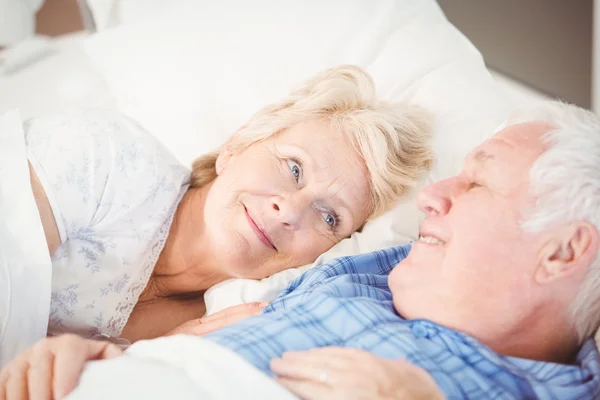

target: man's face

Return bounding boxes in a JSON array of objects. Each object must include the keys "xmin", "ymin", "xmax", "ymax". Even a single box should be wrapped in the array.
[{"xmin": 389, "ymin": 122, "xmax": 551, "ymax": 341}]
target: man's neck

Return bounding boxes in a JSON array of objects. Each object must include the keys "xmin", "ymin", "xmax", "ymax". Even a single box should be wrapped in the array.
[
  {"xmin": 487, "ymin": 306, "xmax": 580, "ymax": 364},
  {"xmin": 141, "ymin": 185, "xmax": 229, "ymax": 301}
]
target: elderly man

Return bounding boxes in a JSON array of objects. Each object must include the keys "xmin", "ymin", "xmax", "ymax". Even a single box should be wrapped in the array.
[{"xmin": 2, "ymin": 100, "xmax": 599, "ymax": 399}]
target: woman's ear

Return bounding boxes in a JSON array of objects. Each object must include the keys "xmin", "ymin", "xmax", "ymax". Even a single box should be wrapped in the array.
[
  {"xmin": 215, "ymin": 125, "xmax": 246, "ymax": 175},
  {"xmin": 215, "ymin": 144, "xmax": 233, "ymax": 175},
  {"xmin": 535, "ymin": 221, "xmax": 599, "ymax": 284}
]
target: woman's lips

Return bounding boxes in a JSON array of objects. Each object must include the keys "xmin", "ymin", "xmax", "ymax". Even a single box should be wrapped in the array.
[{"xmin": 244, "ymin": 206, "xmax": 276, "ymax": 250}]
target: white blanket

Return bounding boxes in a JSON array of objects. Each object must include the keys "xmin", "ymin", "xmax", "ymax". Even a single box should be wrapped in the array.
[
  {"xmin": 68, "ymin": 336, "xmax": 297, "ymax": 400},
  {"xmin": 0, "ymin": 109, "xmax": 53, "ymax": 366}
]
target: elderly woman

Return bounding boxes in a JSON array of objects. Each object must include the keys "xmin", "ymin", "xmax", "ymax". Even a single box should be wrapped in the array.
[{"xmin": 26, "ymin": 65, "xmax": 431, "ymax": 343}]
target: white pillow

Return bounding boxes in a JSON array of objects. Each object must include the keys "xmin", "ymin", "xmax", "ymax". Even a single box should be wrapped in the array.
[
  {"xmin": 82, "ymin": 0, "xmax": 511, "ymax": 315},
  {"xmin": 86, "ymin": 0, "xmax": 170, "ymax": 31}
]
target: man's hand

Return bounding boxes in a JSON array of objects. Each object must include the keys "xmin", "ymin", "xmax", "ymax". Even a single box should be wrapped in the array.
[
  {"xmin": 271, "ymin": 347, "xmax": 446, "ymax": 400},
  {"xmin": 164, "ymin": 302, "xmax": 268, "ymax": 337},
  {"xmin": 0, "ymin": 334, "xmax": 123, "ymax": 400}
]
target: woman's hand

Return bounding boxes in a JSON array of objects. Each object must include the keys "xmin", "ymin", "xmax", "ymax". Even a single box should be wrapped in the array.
[
  {"xmin": 270, "ymin": 347, "xmax": 446, "ymax": 400},
  {"xmin": 0, "ymin": 334, "xmax": 123, "ymax": 400},
  {"xmin": 164, "ymin": 302, "xmax": 268, "ymax": 337}
]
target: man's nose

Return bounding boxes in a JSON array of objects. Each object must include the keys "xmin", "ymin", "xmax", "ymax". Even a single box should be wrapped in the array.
[{"xmin": 416, "ymin": 177, "xmax": 458, "ymax": 216}]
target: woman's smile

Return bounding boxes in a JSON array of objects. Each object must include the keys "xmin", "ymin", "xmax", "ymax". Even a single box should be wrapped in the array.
[{"xmin": 244, "ymin": 205, "xmax": 277, "ymax": 251}]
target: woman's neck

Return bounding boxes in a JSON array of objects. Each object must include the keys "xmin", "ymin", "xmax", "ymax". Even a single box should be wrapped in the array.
[{"xmin": 142, "ymin": 185, "xmax": 230, "ymax": 301}]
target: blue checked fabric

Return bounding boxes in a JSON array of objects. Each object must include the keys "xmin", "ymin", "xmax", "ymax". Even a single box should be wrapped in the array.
[{"xmin": 205, "ymin": 244, "xmax": 600, "ymax": 399}]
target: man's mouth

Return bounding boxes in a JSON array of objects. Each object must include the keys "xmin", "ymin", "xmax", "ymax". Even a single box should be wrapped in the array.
[
  {"xmin": 417, "ymin": 235, "xmax": 445, "ymax": 245},
  {"xmin": 244, "ymin": 206, "xmax": 277, "ymax": 251}
]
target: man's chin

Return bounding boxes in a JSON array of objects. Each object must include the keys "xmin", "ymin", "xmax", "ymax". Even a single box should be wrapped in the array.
[
  {"xmin": 391, "ymin": 296, "xmax": 413, "ymax": 319},
  {"xmin": 388, "ymin": 258, "xmax": 414, "ymax": 287}
]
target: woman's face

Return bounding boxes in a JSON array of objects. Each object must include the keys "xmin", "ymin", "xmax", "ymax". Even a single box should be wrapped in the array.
[{"xmin": 203, "ymin": 120, "xmax": 371, "ymax": 279}]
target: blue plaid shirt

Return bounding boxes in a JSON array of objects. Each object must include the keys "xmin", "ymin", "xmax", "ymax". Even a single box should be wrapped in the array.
[{"xmin": 205, "ymin": 245, "xmax": 600, "ymax": 399}]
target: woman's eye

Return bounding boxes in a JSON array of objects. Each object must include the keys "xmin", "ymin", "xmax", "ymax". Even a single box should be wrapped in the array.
[
  {"xmin": 287, "ymin": 160, "xmax": 302, "ymax": 182},
  {"xmin": 322, "ymin": 212, "xmax": 336, "ymax": 228}
]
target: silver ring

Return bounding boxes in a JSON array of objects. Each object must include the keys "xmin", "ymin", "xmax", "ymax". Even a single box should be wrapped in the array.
[{"xmin": 319, "ymin": 371, "xmax": 328, "ymax": 383}]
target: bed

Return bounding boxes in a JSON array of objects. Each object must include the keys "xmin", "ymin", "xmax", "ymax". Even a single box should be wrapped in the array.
[
  {"xmin": 0, "ymin": 0, "xmax": 562, "ymax": 398},
  {"xmin": 1, "ymin": 0, "xmax": 512, "ymax": 317}
]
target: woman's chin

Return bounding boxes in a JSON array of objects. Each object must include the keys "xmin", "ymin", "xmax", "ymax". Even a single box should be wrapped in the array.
[{"xmin": 213, "ymin": 248, "xmax": 263, "ymax": 279}]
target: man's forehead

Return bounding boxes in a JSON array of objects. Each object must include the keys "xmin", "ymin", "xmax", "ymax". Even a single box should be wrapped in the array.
[
  {"xmin": 493, "ymin": 121, "xmax": 552, "ymax": 146},
  {"xmin": 474, "ymin": 121, "xmax": 552, "ymax": 160}
]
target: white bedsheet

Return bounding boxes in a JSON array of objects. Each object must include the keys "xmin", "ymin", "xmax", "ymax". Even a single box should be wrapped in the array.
[
  {"xmin": 68, "ymin": 336, "xmax": 297, "ymax": 400},
  {"xmin": 0, "ymin": 109, "xmax": 52, "ymax": 367},
  {"xmin": 0, "ymin": 36, "xmax": 116, "ymax": 363},
  {"xmin": 0, "ymin": 32, "xmax": 114, "ymax": 120}
]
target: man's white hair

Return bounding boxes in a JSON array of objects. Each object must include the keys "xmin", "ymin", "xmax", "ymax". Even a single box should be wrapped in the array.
[{"xmin": 510, "ymin": 101, "xmax": 600, "ymax": 342}]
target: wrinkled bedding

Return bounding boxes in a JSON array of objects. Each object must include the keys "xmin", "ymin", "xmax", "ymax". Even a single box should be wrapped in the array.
[{"xmin": 68, "ymin": 336, "xmax": 297, "ymax": 400}]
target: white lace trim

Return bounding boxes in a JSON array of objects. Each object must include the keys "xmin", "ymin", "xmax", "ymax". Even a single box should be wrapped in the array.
[{"xmin": 105, "ymin": 185, "xmax": 189, "ymax": 337}]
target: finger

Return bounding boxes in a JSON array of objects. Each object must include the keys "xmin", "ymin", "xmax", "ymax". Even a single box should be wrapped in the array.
[
  {"xmin": 200, "ymin": 302, "xmax": 268, "ymax": 323},
  {"xmin": 390, "ymin": 359, "xmax": 445, "ymax": 396},
  {"xmin": 163, "ymin": 319, "xmax": 201, "ymax": 336},
  {"xmin": 165, "ymin": 303, "xmax": 269, "ymax": 337},
  {"xmin": 277, "ymin": 377, "xmax": 333, "ymax": 400},
  {"xmin": 200, "ymin": 302, "xmax": 266, "ymax": 323},
  {"xmin": 52, "ymin": 338, "xmax": 122, "ymax": 399},
  {"xmin": 393, "ymin": 357, "xmax": 430, "ymax": 372},
  {"xmin": 271, "ymin": 352, "xmax": 348, "ymax": 383},
  {"xmin": 5, "ymin": 360, "xmax": 29, "ymax": 400},
  {"xmin": 99, "ymin": 343, "xmax": 124, "ymax": 360},
  {"xmin": 285, "ymin": 347, "xmax": 379, "ymax": 376},
  {"xmin": 27, "ymin": 349, "xmax": 54, "ymax": 400},
  {"xmin": 281, "ymin": 349, "xmax": 354, "ymax": 370},
  {"xmin": 0, "ymin": 366, "xmax": 10, "ymax": 400},
  {"xmin": 300, "ymin": 347, "xmax": 376, "ymax": 363},
  {"xmin": 188, "ymin": 310, "xmax": 260, "ymax": 336},
  {"xmin": 0, "ymin": 381, "xmax": 5, "ymax": 400},
  {"xmin": 0, "ymin": 360, "xmax": 14, "ymax": 400}
]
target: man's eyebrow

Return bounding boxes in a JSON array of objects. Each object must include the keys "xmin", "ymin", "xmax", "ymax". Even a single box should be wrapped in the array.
[{"xmin": 474, "ymin": 150, "xmax": 495, "ymax": 163}]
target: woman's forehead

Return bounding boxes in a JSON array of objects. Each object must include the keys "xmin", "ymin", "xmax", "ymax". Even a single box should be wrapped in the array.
[
  {"xmin": 278, "ymin": 120, "xmax": 342, "ymax": 145},
  {"xmin": 274, "ymin": 121, "xmax": 361, "ymax": 170}
]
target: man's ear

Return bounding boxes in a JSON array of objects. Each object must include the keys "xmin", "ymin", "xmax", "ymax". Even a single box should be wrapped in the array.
[{"xmin": 535, "ymin": 221, "xmax": 599, "ymax": 284}]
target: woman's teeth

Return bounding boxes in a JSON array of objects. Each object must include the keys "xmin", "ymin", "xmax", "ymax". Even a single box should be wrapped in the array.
[{"xmin": 418, "ymin": 235, "xmax": 444, "ymax": 245}]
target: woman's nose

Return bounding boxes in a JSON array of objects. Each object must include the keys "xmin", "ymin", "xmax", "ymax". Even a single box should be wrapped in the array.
[
  {"xmin": 416, "ymin": 178, "xmax": 455, "ymax": 216},
  {"xmin": 270, "ymin": 196, "xmax": 304, "ymax": 229}
]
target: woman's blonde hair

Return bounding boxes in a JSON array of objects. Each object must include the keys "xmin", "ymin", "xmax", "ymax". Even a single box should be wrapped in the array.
[{"xmin": 191, "ymin": 65, "xmax": 432, "ymax": 218}]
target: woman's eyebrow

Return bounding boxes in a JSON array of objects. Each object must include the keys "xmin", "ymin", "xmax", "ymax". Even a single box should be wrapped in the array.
[
  {"xmin": 288, "ymin": 143, "xmax": 336, "ymax": 173},
  {"xmin": 288, "ymin": 144, "xmax": 358, "ymax": 227}
]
